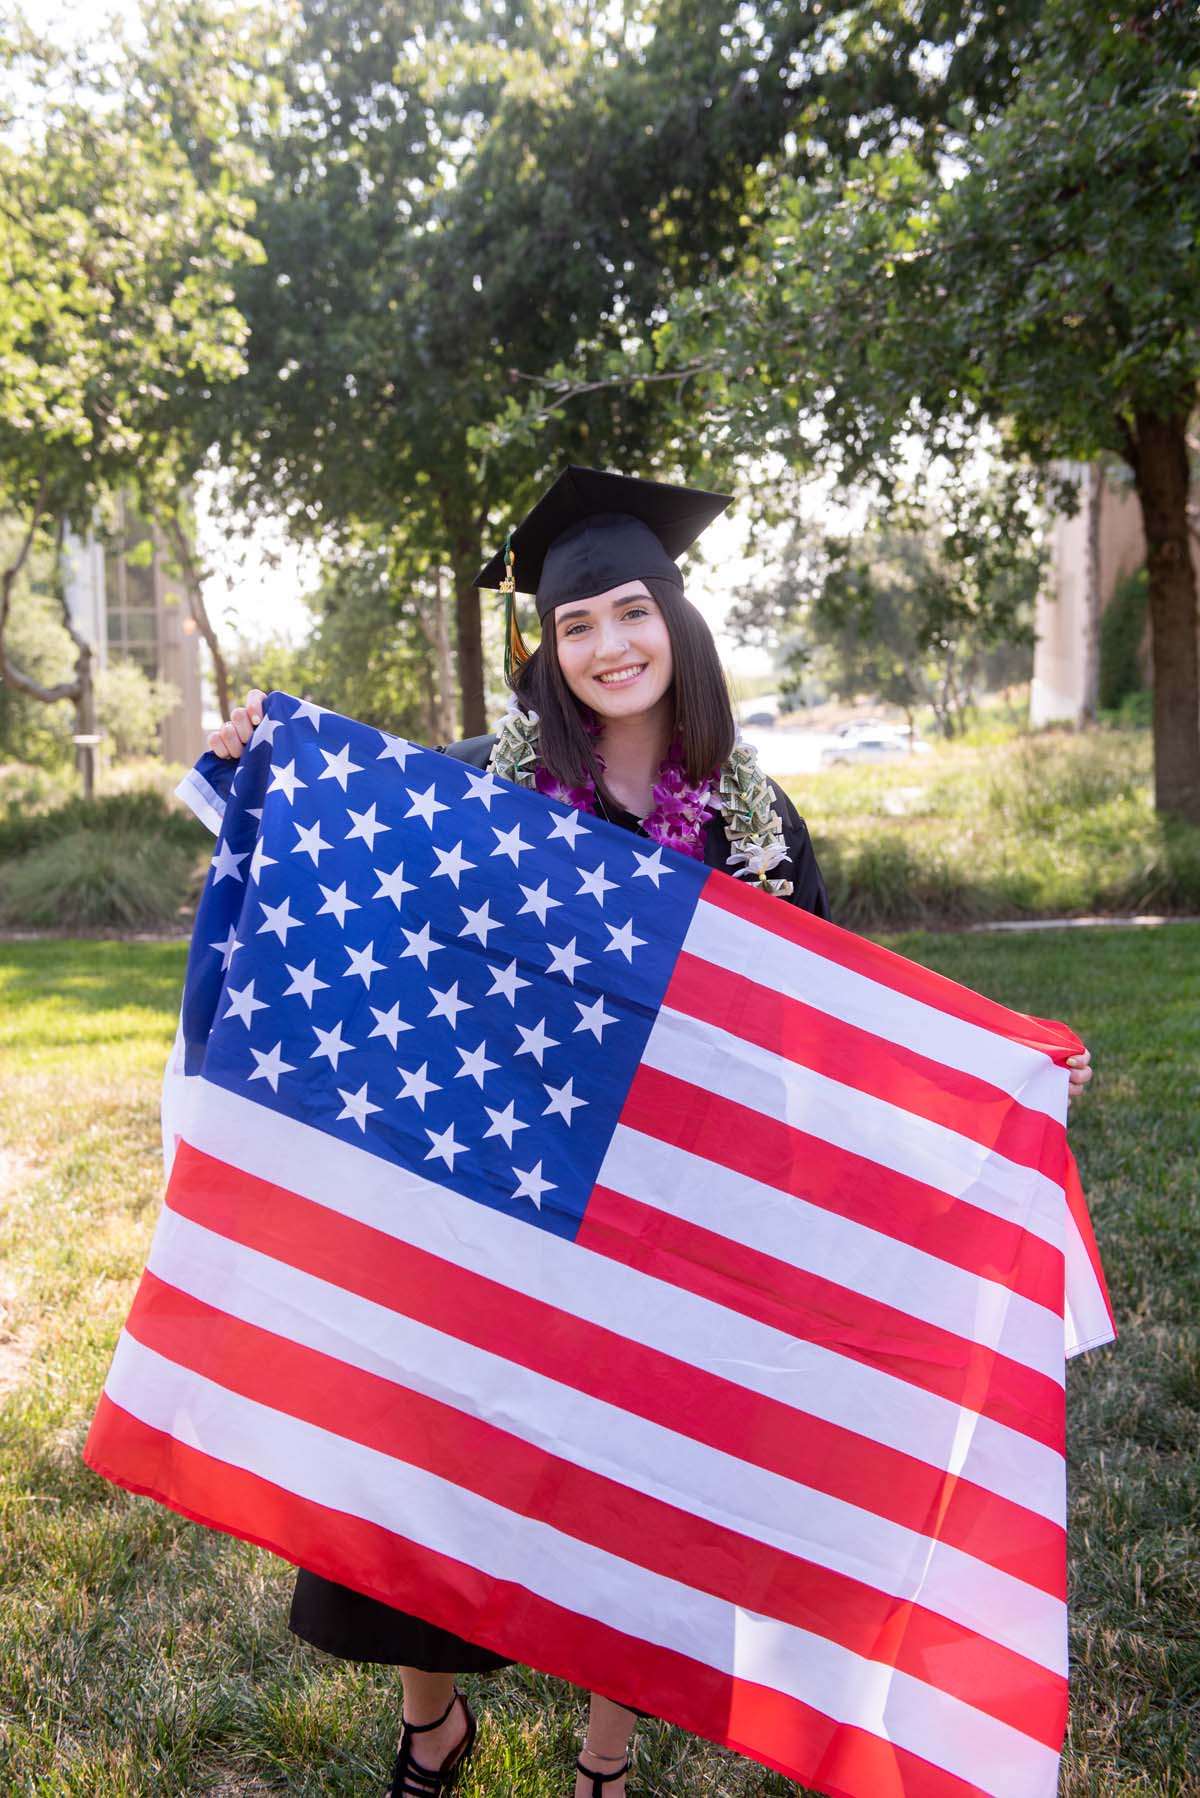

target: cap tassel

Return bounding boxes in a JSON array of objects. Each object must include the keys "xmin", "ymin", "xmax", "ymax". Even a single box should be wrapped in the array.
[{"xmin": 501, "ymin": 535, "xmax": 531, "ymax": 682}]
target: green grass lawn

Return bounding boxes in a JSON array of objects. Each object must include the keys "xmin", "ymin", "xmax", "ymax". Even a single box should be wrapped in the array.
[{"xmin": 1, "ymin": 932, "xmax": 1197, "ymax": 1797}]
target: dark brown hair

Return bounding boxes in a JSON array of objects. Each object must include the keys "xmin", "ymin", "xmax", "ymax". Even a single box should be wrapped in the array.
[{"xmin": 510, "ymin": 575, "xmax": 735, "ymax": 788}]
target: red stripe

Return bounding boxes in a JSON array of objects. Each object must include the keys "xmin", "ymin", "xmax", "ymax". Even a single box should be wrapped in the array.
[
  {"xmin": 622, "ymin": 1064, "xmax": 1066, "ymax": 1317},
  {"xmin": 700, "ymin": 878, "xmax": 1084, "ymax": 1062},
  {"xmin": 163, "ymin": 1142, "xmax": 1066, "ymax": 1596},
  {"xmin": 578, "ymin": 1184, "xmax": 1065, "ymax": 1451},
  {"xmin": 84, "ymin": 1393, "xmax": 1011, "ymax": 1798},
  {"xmin": 664, "ymin": 949, "xmax": 1065, "ymax": 1179},
  {"xmin": 118, "ymin": 1268, "xmax": 1067, "ymax": 1746}
]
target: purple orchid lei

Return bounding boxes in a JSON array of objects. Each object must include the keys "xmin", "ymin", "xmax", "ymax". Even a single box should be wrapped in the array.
[{"xmin": 534, "ymin": 731, "xmax": 720, "ymax": 861}]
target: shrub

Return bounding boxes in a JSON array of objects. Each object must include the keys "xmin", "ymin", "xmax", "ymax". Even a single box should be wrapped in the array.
[
  {"xmin": 0, "ymin": 790, "xmax": 207, "ymax": 864},
  {"xmin": 1098, "ymin": 565, "xmax": 1149, "ymax": 713},
  {"xmin": 0, "ymin": 828, "xmax": 202, "ymax": 929}
]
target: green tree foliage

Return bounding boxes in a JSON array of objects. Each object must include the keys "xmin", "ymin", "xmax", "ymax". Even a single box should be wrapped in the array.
[
  {"xmin": 731, "ymin": 489, "xmax": 1040, "ymax": 736},
  {"xmin": 0, "ymin": 2, "xmax": 268, "ymax": 783},
  {"xmin": 658, "ymin": 0, "xmax": 1200, "ymax": 817},
  {"xmin": 94, "ymin": 659, "xmax": 182, "ymax": 758},
  {"xmin": 217, "ymin": 0, "xmax": 894, "ymax": 734}
]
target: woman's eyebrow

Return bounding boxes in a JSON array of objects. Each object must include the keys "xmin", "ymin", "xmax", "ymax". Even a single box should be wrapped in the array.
[{"xmin": 556, "ymin": 594, "xmax": 652, "ymax": 626}]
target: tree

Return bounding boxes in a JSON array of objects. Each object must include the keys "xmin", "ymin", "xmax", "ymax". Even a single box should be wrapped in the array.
[
  {"xmin": 730, "ymin": 482, "xmax": 1042, "ymax": 737},
  {"xmin": 218, "ymin": 0, "xmax": 924, "ymax": 734},
  {"xmin": 657, "ymin": 0, "xmax": 1200, "ymax": 817},
  {"xmin": 0, "ymin": 3, "xmax": 267, "ymax": 789}
]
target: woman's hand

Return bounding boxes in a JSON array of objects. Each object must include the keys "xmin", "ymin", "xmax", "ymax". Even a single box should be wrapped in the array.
[
  {"xmin": 1066, "ymin": 1047, "xmax": 1093, "ymax": 1104},
  {"xmin": 208, "ymin": 688, "xmax": 267, "ymax": 760}
]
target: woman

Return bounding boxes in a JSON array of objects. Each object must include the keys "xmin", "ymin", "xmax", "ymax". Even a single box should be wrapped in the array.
[{"xmin": 208, "ymin": 468, "xmax": 1091, "ymax": 1798}]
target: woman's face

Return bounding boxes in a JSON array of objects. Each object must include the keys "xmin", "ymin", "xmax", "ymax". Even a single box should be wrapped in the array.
[{"xmin": 552, "ymin": 580, "xmax": 674, "ymax": 723}]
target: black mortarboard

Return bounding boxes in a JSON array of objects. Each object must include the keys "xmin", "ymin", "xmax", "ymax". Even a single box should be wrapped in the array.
[{"xmin": 475, "ymin": 466, "xmax": 732, "ymax": 620}]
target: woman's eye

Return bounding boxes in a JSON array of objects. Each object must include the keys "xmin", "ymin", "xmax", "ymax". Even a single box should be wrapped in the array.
[{"xmin": 622, "ymin": 607, "xmax": 648, "ymax": 620}]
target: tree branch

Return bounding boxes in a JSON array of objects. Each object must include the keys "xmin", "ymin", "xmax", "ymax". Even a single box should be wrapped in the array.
[{"xmin": 161, "ymin": 509, "xmax": 232, "ymax": 719}]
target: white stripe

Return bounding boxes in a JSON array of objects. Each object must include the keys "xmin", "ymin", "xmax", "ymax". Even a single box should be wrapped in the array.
[
  {"xmin": 175, "ymin": 766, "xmax": 225, "ymax": 835},
  {"xmin": 144, "ymin": 1202, "xmax": 1067, "ymax": 1674},
  {"xmin": 687, "ymin": 898, "xmax": 1069, "ymax": 1123},
  {"xmin": 105, "ymin": 1333, "xmax": 1061, "ymax": 1798},
  {"xmin": 646, "ymin": 1005, "xmax": 1069, "ymax": 1251},
  {"xmin": 598, "ymin": 1125, "xmax": 1066, "ymax": 1386},
  {"xmin": 179, "ymin": 1082, "xmax": 1067, "ymax": 1522},
  {"xmin": 1063, "ymin": 1209, "xmax": 1116, "ymax": 1359}
]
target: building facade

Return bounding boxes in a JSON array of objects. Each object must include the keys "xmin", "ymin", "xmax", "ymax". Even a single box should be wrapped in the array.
[{"xmin": 63, "ymin": 503, "xmax": 204, "ymax": 764}]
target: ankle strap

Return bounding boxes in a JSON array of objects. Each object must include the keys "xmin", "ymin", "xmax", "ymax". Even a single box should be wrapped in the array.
[
  {"xmin": 576, "ymin": 1753, "xmax": 629, "ymax": 1791},
  {"xmin": 403, "ymin": 1686, "xmax": 461, "ymax": 1733}
]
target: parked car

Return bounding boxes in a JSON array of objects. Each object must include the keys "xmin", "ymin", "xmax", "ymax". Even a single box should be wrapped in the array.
[{"xmin": 820, "ymin": 725, "xmax": 931, "ymax": 766}]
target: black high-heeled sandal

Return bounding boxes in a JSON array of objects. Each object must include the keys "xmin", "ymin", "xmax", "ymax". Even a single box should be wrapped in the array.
[
  {"xmin": 387, "ymin": 1686, "xmax": 476, "ymax": 1797},
  {"xmin": 575, "ymin": 1752, "xmax": 630, "ymax": 1797}
]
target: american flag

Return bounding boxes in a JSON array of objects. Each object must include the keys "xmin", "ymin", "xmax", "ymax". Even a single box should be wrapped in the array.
[{"xmin": 85, "ymin": 691, "xmax": 1114, "ymax": 1798}]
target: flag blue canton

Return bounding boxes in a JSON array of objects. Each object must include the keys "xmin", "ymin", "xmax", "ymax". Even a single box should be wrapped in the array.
[{"xmin": 182, "ymin": 696, "xmax": 709, "ymax": 1241}]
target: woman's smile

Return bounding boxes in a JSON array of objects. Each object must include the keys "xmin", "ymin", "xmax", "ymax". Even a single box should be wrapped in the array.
[{"xmin": 595, "ymin": 662, "xmax": 647, "ymax": 686}]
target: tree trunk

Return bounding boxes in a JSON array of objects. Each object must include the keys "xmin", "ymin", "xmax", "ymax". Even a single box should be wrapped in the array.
[
  {"xmin": 75, "ymin": 638, "xmax": 97, "ymax": 802},
  {"xmin": 446, "ymin": 508, "xmax": 485, "ymax": 737},
  {"xmin": 432, "ymin": 567, "xmax": 458, "ymax": 742},
  {"xmin": 162, "ymin": 513, "xmax": 233, "ymax": 722},
  {"xmin": 1127, "ymin": 409, "xmax": 1200, "ymax": 822}
]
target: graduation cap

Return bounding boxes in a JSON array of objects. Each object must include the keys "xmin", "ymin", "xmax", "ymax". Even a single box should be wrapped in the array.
[{"xmin": 475, "ymin": 466, "xmax": 732, "ymax": 678}]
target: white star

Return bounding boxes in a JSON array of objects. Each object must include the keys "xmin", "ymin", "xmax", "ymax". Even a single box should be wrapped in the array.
[
  {"xmin": 458, "ymin": 898, "xmax": 502, "ymax": 947},
  {"xmin": 317, "ymin": 881, "xmax": 360, "ymax": 927},
  {"xmin": 486, "ymin": 958, "xmax": 530, "ymax": 1005},
  {"xmin": 247, "ymin": 808, "xmax": 263, "ymax": 822},
  {"xmin": 373, "ymin": 860, "xmax": 416, "ymax": 911},
  {"xmin": 283, "ymin": 959, "xmax": 328, "ymax": 1008},
  {"xmin": 397, "ymin": 1061, "xmax": 440, "ymax": 1109},
  {"xmin": 224, "ymin": 979, "xmax": 269, "ymax": 1028},
  {"xmin": 543, "ymin": 1076, "xmax": 587, "ymax": 1125},
  {"xmin": 211, "ymin": 838, "xmax": 248, "ymax": 884},
  {"xmin": 632, "ymin": 845, "xmax": 673, "ymax": 887},
  {"xmin": 547, "ymin": 810, "xmax": 590, "ymax": 850},
  {"xmin": 491, "ymin": 822, "xmax": 530, "ymax": 866},
  {"xmin": 428, "ymin": 980, "xmax": 471, "ymax": 1028},
  {"xmin": 574, "ymin": 994, "xmax": 617, "ymax": 1042},
  {"xmin": 291, "ymin": 696, "xmax": 327, "ymax": 727},
  {"xmin": 431, "ymin": 840, "xmax": 475, "ymax": 888},
  {"xmin": 483, "ymin": 1099, "xmax": 527, "ymax": 1149},
  {"xmin": 377, "ymin": 731, "xmax": 415, "ymax": 768},
  {"xmin": 344, "ymin": 940, "xmax": 385, "ymax": 988},
  {"xmin": 318, "ymin": 742, "xmax": 363, "ymax": 791},
  {"xmin": 258, "ymin": 896, "xmax": 302, "ymax": 944},
  {"xmin": 545, "ymin": 936, "xmax": 589, "ymax": 983},
  {"xmin": 400, "ymin": 921, "xmax": 442, "ymax": 970},
  {"xmin": 576, "ymin": 861, "xmax": 617, "ymax": 906},
  {"xmin": 424, "ymin": 1121, "xmax": 467, "ymax": 1171},
  {"xmin": 248, "ymin": 1041, "xmax": 294, "ymax": 1092},
  {"xmin": 250, "ymin": 714, "xmax": 282, "ymax": 749},
  {"xmin": 604, "ymin": 917, "xmax": 647, "ymax": 961},
  {"xmin": 368, "ymin": 1001, "xmax": 411, "ymax": 1048},
  {"xmin": 336, "ymin": 1082, "xmax": 381, "ymax": 1132},
  {"xmin": 515, "ymin": 1017, "xmax": 559, "ymax": 1067},
  {"xmin": 462, "ymin": 766, "xmax": 503, "ymax": 809},
  {"xmin": 311, "ymin": 1019, "xmax": 353, "ymax": 1071},
  {"xmin": 512, "ymin": 1159, "xmax": 555, "ymax": 1210},
  {"xmin": 346, "ymin": 802, "xmax": 389, "ymax": 851},
  {"xmin": 292, "ymin": 818, "xmax": 332, "ymax": 866},
  {"xmin": 210, "ymin": 926, "xmax": 242, "ymax": 970},
  {"xmin": 248, "ymin": 837, "xmax": 276, "ymax": 883},
  {"xmin": 266, "ymin": 759, "xmax": 305, "ymax": 804},
  {"xmin": 517, "ymin": 879, "xmax": 561, "ymax": 925},
  {"xmin": 404, "ymin": 782, "xmax": 449, "ymax": 829},
  {"xmin": 455, "ymin": 1040, "xmax": 498, "ymax": 1088}
]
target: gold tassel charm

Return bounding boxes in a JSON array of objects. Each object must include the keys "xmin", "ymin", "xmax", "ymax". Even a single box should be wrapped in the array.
[{"xmin": 501, "ymin": 535, "xmax": 531, "ymax": 683}]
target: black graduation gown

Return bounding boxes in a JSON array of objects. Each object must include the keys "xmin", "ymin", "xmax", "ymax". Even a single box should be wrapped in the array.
[{"xmin": 289, "ymin": 734, "xmax": 830, "ymax": 1670}]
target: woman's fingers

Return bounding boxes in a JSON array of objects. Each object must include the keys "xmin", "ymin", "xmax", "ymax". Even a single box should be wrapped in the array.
[
  {"xmin": 1065, "ymin": 1048, "xmax": 1093, "ymax": 1102},
  {"xmin": 207, "ymin": 693, "xmax": 268, "ymax": 759}
]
